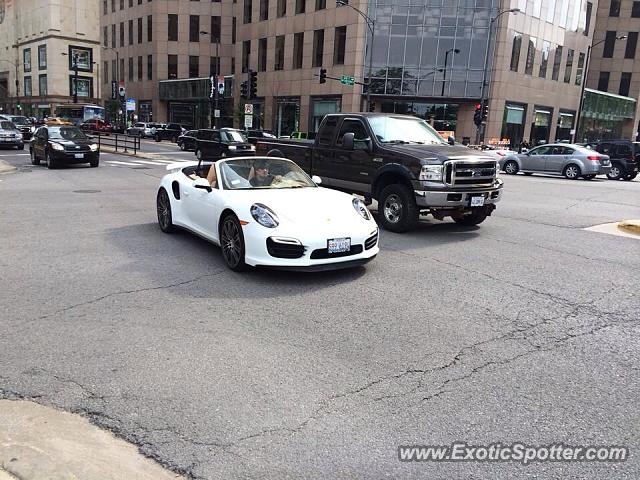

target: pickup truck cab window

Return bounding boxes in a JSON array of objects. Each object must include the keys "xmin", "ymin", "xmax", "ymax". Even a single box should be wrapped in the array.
[
  {"xmin": 368, "ymin": 116, "xmax": 445, "ymax": 145},
  {"xmin": 318, "ymin": 116, "xmax": 338, "ymax": 145},
  {"xmin": 336, "ymin": 119, "xmax": 369, "ymax": 149}
]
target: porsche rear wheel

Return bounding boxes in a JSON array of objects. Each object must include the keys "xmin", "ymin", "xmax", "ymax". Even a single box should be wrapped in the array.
[
  {"xmin": 220, "ymin": 214, "xmax": 246, "ymax": 271},
  {"xmin": 157, "ymin": 188, "xmax": 177, "ymax": 233}
]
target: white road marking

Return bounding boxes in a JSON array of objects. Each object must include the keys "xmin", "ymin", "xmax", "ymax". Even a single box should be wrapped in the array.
[
  {"xmin": 0, "ymin": 153, "xmax": 29, "ymax": 157},
  {"xmin": 106, "ymin": 160, "xmax": 147, "ymax": 166},
  {"xmin": 148, "ymin": 159, "xmax": 191, "ymax": 164},
  {"xmin": 126, "ymin": 159, "xmax": 173, "ymax": 165}
]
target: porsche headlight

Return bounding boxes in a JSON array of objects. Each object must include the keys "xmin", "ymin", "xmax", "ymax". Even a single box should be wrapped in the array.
[
  {"xmin": 50, "ymin": 142, "xmax": 64, "ymax": 151},
  {"xmin": 419, "ymin": 164, "xmax": 443, "ymax": 181},
  {"xmin": 352, "ymin": 197, "xmax": 371, "ymax": 220},
  {"xmin": 89, "ymin": 143, "xmax": 98, "ymax": 151},
  {"xmin": 228, "ymin": 145, "xmax": 237, "ymax": 150},
  {"xmin": 251, "ymin": 203, "xmax": 279, "ymax": 228}
]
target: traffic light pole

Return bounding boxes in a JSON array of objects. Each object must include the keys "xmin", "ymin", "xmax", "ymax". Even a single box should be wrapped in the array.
[{"xmin": 214, "ymin": 42, "xmax": 219, "ymax": 129}]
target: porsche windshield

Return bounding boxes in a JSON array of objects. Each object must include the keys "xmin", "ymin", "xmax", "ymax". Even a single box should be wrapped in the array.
[
  {"xmin": 368, "ymin": 116, "xmax": 446, "ymax": 145},
  {"xmin": 220, "ymin": 158, "xmax": 317, "ymax": 190},
  {"xmin": 48, "ymin": 127, "xmax": 88, "ymax": 140}
]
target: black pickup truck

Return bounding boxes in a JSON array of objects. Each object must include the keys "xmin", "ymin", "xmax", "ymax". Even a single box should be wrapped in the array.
[{"xmin": 255, "ymin": 113, "xmax": 503, "ymax": 232}]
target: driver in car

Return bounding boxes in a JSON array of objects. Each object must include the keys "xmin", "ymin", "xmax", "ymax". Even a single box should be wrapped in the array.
[{"xmin": 249, "ymin": 159, "xmax": 281, "ymax": 187}]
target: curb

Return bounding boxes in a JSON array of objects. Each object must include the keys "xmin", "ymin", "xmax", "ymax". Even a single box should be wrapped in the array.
[
  {"xmin": 0, "ymin": 160, "xmax": 16, "ymax": 174},
  {"xmin": 617, "ymin": 220, "xmax": 640, "ymax": 235}
]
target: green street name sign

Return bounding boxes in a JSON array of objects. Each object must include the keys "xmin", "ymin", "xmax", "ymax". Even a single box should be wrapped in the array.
[{"xmin": 340, "ymin": 75, "xmax": 355, "ymax": 85}]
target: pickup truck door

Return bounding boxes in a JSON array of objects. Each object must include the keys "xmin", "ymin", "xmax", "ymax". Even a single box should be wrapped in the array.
[
  {"xmin": 311, "ymin": 116, "xmax": 339, "ymax": 182},
  {"xmin": 330, "ymin": 118, "xmax": 373, "ymax": 193}
]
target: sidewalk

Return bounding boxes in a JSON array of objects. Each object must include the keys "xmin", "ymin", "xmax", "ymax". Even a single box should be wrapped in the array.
[
  {"xmin": 0, "ymin": 400, "xmax": 183, "ymax": 480},
  {"xmin": 0, "ymin": 160, "xmax": 16, "ymax": 174}
]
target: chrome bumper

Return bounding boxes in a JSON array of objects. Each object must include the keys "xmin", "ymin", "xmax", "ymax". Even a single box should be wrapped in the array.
[{"xmin": 414, "ymin": 180, "xmax": 503, "ymax": 208}]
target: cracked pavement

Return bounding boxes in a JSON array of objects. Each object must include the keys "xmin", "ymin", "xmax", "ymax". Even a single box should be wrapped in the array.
[{"xmin": 0, "ymin": 155, "xmax": 639, "ymax": 479}]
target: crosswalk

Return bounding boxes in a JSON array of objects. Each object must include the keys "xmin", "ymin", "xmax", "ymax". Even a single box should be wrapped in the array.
[{"xmin": 104, "ymin": 158, "xmax": 193, "ymax": 168}]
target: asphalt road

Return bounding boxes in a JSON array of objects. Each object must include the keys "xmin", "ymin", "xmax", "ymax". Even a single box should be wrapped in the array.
[{"xmin": 0, "ymin": 148, "xmax": 639, "ymax": 479}]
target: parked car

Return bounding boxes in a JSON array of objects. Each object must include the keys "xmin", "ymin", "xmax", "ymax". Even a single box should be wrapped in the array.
[
  {"xmin": 5, "ymin": 115, "xmax": 35, "ymax": 141},
  {"xmin": 499, "ymin": 144, "xmax": 611, "ymax": 179},
  {"xmin": 127, "ymin": 122, "xmax": 157, "ymax": 137},
  {"xmin": 154, "ymin": 122, "xmax": 185, "ymax": 142},
  {"xmin": 30, "ymin": 125, "xmax": 99, "ymax": 169},
  {"xmin": 256, "ymin": 113, "xmax": 503, "ymax": 232},
  {"xmin": 156, "ymin": 157, "xmax": 378, "ymax": 271},
  {"xmin": 80, "ymin": 118, "xmax": 114, "ymax": 134},
  {"xmin": 0, "ymin": 120, "xmax": 24, "ymax": 150},
  {"xmin": 177, "ymin": 130, "xmax": 198, "ymax": 151},
  {"xmin": 195, "ymin": 128, "xmax": 256, "ymax": 161},
  {"xmin": 585, "ymin": 140, "xmax": 639, "ymax": 181}
]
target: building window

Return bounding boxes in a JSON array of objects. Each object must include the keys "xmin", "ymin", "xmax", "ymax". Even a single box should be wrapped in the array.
[
  {"xmin": 293, "ymin": 32, "xmax": 304, "ymax": 69},
  {"xmin": 103, "ymin": 26, "xmax": 109, "ymax": 47},
  {"xmin": 128, "ymin": 57, "xmax": 133, "ymax": 80},
  {"xmin": 120, "ymin": 22, "xmax": 124, "ymax": 47},
  {"xmin": 189, "ymin": 56, "xmax": 199, "ymax": 77},
  {"xmin": 38, "ymin": 45, "xmax": 47, "ymax": 69},
  {"xmin": 258, "ymin": 38, "xmax": 267, "ymax": 71},
  {"xmin": 260, "ymin": 0, "xmax": 269, "ymax": 20},
  {"xmin": 138, "ymin": 18, "xmax": 143, "ymax": 43},
  {"xmin": 625, "ymin": 32, "xmax": 638, "ymax": 59},
  {"xmin": 619, "ymin": 72, "xmax": 632, "ymax": 96},
  {"xmin": 168, "ymin": 54, "xmax": 178, "ymax": 79},
  {"xmin": 103, "ymin": 61, "xmax": 108, "ymax": 83},
  {"xmin": 211, "ymin": 16, "xmax": 221, "ymax": 43},
  {"xmin": 70, "ymin": 77, "xmax": 92, "ymax": 98},
  {"xmin": 546, "ymin": 0, "xmax": 556, "ymax": 22},
  {"xmin": 111, "ymin": 0, "xmax": 115, "ymax": 12},
  {"xmin": 584, "ymin": 2, "xmax": 593, "ymax": 36},
  {"xmin": 111, "ymin": 24, "xmax": 116, "ymax": 48},
  {"xmin": 295, "ymin": 0, "xmax": 305, "ymax": 14},
  {"xmin": 244, "ymin": 0, "xmax": 252, "ymax": 23},
  {"xmin": 111, "ymin": 59, "xmax": 116, "ymax": 81},
  {"xmin": 609, "ymin": 0, "xmax": 620, "ymax": 16},
  {"xmin": 190, "ymin": 15, "xmax": 200, "ymax": 42},
  {"xmin": 210, "ymin": 57, "xmax": 220, "ymax": 76},
  {"xmin": 119, "ymin": 58, "xmax": 124, "ymax": 81},
  {"xmin": 24, "ymin": 76, "xmax": 32, "ymax": 96},
  {"xmin": 563, "ymin": 49, "xmax": 573, "ymax": 83},
  {"xmin": 275, "ymin": 35, "xmax": 285, "ymax": 70},
  {"xmin": 500, "ymin": 102, "xmax": 526, "ymax": 149},
  {"xmin": 232, "ymin": 17, "xmax": 236, "ymax": 44},
  {"xmin": 633, "ymin": 2, "xmax": 640, "ymax": 17},
  {"xmin": 168, "ymin": 14, "xmax": 178, "ymax": 41},
  {"xmin": 147, "ymin": 15, "xmax": 152, "ymax": 42},
  {"xmin": 103, "ymin": 0, "xmax": 107, "ymax": 14},
  {"xmin": 120, "ymin": 0, "xmax": 124, "ymax": 9},
  {"xmin": 277, "ymin": 0, "xmax": 286, "ymax": 17},
  {"xmin": 603, "ymin": 31, "xmax": 617, "ymax": 57},
  {"xmin": 231, "ymin": 57, "xmax": 235, "ymax": 74},
  {"xmin": 575, "ymin": 52, "xmax": 585, "ymax": 85},
  {"xmin": 129, "ymin": 0, "xmax": 133, "ymax": 6},
  {"xmin": 597, "ymin": 71, "xmax": 610, "ymax": 91},
  {"xmin": 315, "ymin": 0, "xmax": 325, "ymax": 10},
  {"xmin": 128, "ymin": 19, "xmax": 134, "ymax": 45},
  {"xmin": 509, "ymin": 33, "xmax": 522, "ymax": 72},
  {"xmin": 524, "ymin": 37, "xmax": 536, "ymax": 75},
  {"xmin": 147, "ymin": 55, "xmax": 153, "ymax": 80},
  {"xmin": 333, "ymin": 26, "xmax": 346, "ymax": 65},
  {"xmin": 539, "ymin": 41, "xmax": 550, "ymax": 78},
  {"xmin": 37, "ymin": 74, "xmax": 47, "ymax": 96},
  {"xmin": 23, "ymin": 49, "xmax": 31, "ymax": 72},
  {"xmin": 312, "ymin": 29, "xmax": 324, "ymax": 67},
  {"xmin": 68, "ymin": 46, "xmax": 93, "ymax": 71},
  {"xmin": 552, "ymin": 46, "xmax": 562, "ymax": 81},
  {"xmin": 242, "ymin": 40, "xmax": 250, "ymax": 72},
  {"xmin": 138, "ymin": 56, "xmax": 143, "ymax": 80}
]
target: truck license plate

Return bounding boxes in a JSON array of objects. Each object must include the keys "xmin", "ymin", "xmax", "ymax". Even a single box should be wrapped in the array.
[
  {"xmin": 74, "ymin": 153, "xmax": 84, "ymax": 159},
  {"xmin": 470, "ymin": 195, "xmax": 485, "ymax": 207},
  {"xmin": 328, "ymin": 237, "xmax": 351, "ymax": 254}
]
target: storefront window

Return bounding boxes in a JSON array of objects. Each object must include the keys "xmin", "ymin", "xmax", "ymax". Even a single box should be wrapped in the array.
[
  {"xmin": 500, "ymin": 102, "xmax": 526, "ymax": 149},
  {"xmin": 310, "ymin": 98, "xmax": 341, "ymax": 132},
  {"xmin": 274, "ymin": 97, "xmax": 300, "ymax": 137},
  {"xmin": 530, "ymin": 107, "xmax": 553, "ymax": 145},
  {"xmin": 556, "ymin": 110, "xmax": 575, "ymax": 142}
]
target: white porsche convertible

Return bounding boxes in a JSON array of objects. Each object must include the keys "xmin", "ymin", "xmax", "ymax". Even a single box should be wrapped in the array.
[{"xmin": 156, "ymin": 156, "xmax": 379, "ymax": 271}]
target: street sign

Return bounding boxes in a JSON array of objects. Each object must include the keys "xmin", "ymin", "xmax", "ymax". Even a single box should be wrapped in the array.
[
  {"xmin": 126, "ymin": 98, "xmax": 136, "ymax": 111},
  {"xmin": 111, "ymin": 81, "xmax": 118, "ymax": 100},
  {"xmin": 210, "ymin": 76, "xmax": 215, "ymax": 99},
  {"xmin": 244, "ymin": 114, "xmax": 253, "ymax": 128},
  {"xmin": 244, "ymin": 104, "xmax": 254, "ymax": 115},
  {"xmin": 340, "ymin": 75, "xmax": 355, "ymax": 86},
  {"xmin": 214, "ymin": 109, "xmax": 221, "ymax": 118}
]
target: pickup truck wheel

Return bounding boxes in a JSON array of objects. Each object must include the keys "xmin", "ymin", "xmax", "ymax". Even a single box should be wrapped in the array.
[
  {"xmin": 624, "ymin": 172, "xmax": 637, "ymax": 180},
  {"xmin": 453, "ymin": 210, "xmax": 488, "ymax": 226},
  {"xmin": 504, "ymin": 160, "xmax": 519, "ymax": 174},
  {"xmin": 379, "ymin": 184, "xmax": 418, "ymax": 233}
]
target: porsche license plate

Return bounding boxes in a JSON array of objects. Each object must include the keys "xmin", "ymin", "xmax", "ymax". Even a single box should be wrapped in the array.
[
  {"xmin": 328, "ymin": 237, "xmax": 351, "ymax": 254},
  {"xmin": 470, "ymin": 195, "xmax": 485, "ymax": 207},
  {"xmin": 74, "ymin": 153, "xmax": 84, "ymax": 159}
]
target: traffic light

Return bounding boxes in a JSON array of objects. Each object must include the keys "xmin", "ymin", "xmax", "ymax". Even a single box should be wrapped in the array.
[
  {"xmin": 482, "ymin": 102, "xmax": 489, "ymax": 122},
  {"xmin": 240, "ymin": 80, "xmax": 248, "ymax": 99},
  {"xmin": 248, "ymin": 70, "xmax": 258, "ymax": 99},
  {"xmin": 319, "ymin": 68, "xmax": 327, "ymax": 84},
  {"xmin": 473, "ymin": 103, "xmax": 482, "ymax": 127}
]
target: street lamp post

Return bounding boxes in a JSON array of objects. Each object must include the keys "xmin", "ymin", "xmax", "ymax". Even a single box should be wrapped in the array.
[
  {"xmin": 102, "ymin": 46, "xmax": 123, "ymax": 129},
  {"xmin": 440, "ymin": 48, "xmax": 460, "ymax": 97},
  {"xmin": 337, "ymin": 0, "xmax": 374, "ymax": 112},
  {"xmin": 572, "ymin": 34, "xmax": 626, "ymax": 143},
  {"xmin": 478, "ymin": 7, "xmax": 520, "ymax": 144},
  {"xmin": 200, "ymin": 30, "xmax": 220, "ymax": 129}
]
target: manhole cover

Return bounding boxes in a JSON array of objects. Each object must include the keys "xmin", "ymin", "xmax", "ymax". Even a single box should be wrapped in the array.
[{"xmin": 72, "ymin": 189, "xmax": 101, "ymax": 193}]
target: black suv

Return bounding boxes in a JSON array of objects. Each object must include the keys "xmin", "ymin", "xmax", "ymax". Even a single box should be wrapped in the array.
[
  {"xmin": 154, "ymin": 123, "xmax": 185, "ymax": 143},
  {"xmin": 588, "ymin": 140, "xmax": 639, "ymax": 180},
  {"xmin": 177, "ymin": 130, "xmax": 198, "ymax": 151},
  {"xmin": 30, "ymin": 125, "xmax": 99, "ymax": 169},
  {"xmin": 195, "ymin": 128, "xmax": 255, "ymax": 161}
]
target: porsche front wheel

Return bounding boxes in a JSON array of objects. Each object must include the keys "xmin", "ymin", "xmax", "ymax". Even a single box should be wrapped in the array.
[
  {"xmin": 157, "ymin": 188, "xmax": 177, "ymax": 233},
  {"xmin": 220, "ymin": 214, "xmax": 246, "ymax": 271}
]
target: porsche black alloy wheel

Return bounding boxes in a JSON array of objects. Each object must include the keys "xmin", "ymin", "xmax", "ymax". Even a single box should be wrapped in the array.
[
  {"xmin": 220, "ymin": 215, "xmax": 246, "ymax": 271},
  {"xmin": 157, "ymin": 188, "xmax": 176, "ymax": 233}
]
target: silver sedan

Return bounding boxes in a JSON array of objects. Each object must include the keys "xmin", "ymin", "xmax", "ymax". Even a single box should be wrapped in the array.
[{"xmin": 498, "ymin": 144, "xmax": 611, "ymax": 180}]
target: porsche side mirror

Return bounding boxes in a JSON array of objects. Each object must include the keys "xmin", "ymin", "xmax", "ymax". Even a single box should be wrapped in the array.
[
  {"xmin": 311, "ymin": 175, "xmax": 322, "ymax": 185},
  {"xmin": 342, "ymin": 132, "xmax": 355, "ymax": 150},
  {"xmin": 193, "ymin": 178, "xmax": 212, "ymax": 192}
]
